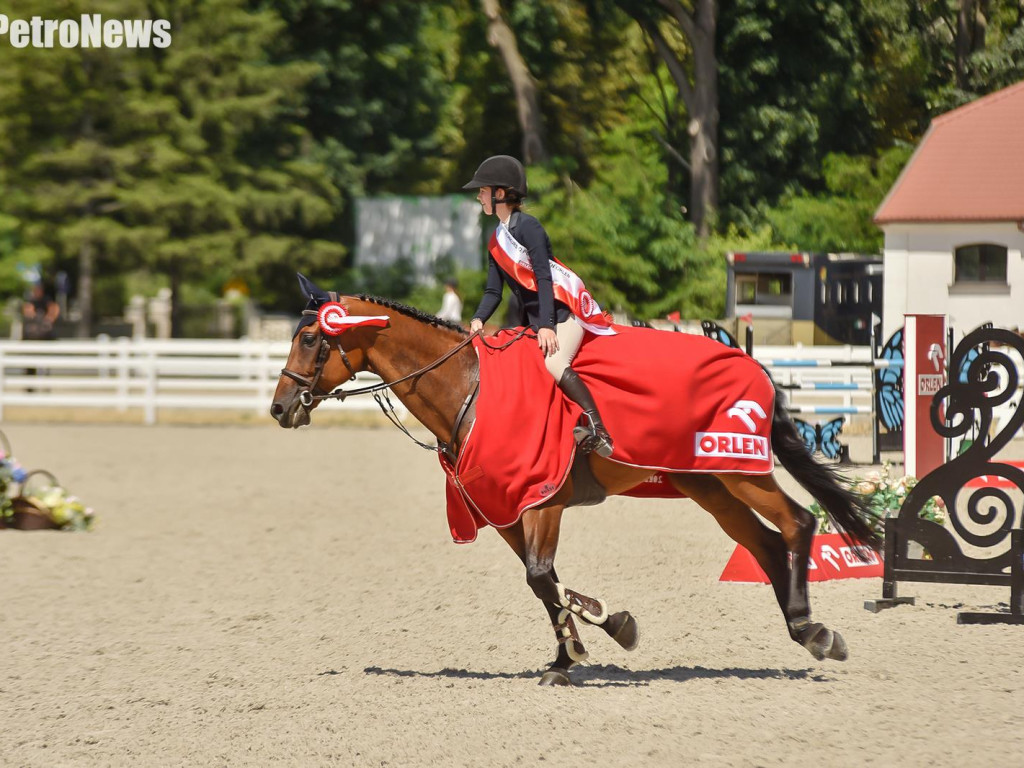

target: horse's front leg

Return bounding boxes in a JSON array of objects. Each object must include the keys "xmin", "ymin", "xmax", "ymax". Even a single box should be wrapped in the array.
[
  {"xmin": 497, "ymin": 508, "xmax": 586, "ymax": 685},
  {"xmin": 497, "ymin": 505, "xmax": 638, "ymax": 687}
]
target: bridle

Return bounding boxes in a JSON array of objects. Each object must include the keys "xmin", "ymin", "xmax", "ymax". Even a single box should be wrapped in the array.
[
  {"xmin": 280, "ymin": 310, "xmax": 481, "ymax": 408},
  {"xmin": 279, "ymin": 297, "xmax": 529, "ymax": 457},
  {"xmin": 279, "ymin": 330, "xmax": 353, "ymax": 406}
]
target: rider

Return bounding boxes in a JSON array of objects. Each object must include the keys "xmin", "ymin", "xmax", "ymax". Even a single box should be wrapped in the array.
[{"xmin": 464, "ymin": 155, "xmax": 615, "ymax": 457}]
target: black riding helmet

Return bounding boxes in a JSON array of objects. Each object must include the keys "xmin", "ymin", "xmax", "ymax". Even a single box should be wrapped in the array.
[{"xmin": 463, "ymin": 155, "xmax": 527, "ymax": 212}]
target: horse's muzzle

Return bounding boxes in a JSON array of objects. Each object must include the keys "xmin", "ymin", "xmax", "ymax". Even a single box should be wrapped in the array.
[{"xmin": 270, "ymin": 397, "xmax": 311, "ymax": 429}]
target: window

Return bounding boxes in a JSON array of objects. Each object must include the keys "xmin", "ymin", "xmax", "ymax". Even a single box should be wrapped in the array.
[
  {"xmin": 736, "ymin": 272, "xmax": 792, "ymax": 306},
  {"xmin": 737, "ymin": 275, "xmax": 757, "ymax": 304},
  {"xmin": 954, "ymin": 244, "xmax": 1008, "ymax": 283}
]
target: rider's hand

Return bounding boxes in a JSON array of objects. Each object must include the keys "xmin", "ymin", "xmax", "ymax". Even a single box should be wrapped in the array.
[
  {"xmin": 538, "ymin": 327, "xmax": 559, "ymax": 357},
  {"xmin": 470, "ymin": 318, "xmax": 484, "ymax": 334}
]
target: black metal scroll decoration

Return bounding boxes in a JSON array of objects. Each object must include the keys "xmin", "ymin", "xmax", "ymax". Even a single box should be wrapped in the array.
[{"xmin": 867, "ymin": 325, "xmax": 1024, "ymax": 623}]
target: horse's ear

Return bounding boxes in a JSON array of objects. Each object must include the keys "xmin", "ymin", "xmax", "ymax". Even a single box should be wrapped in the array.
[{"xmin": 296, "ymin": 273, "xmax": 321, "ymax": 301}]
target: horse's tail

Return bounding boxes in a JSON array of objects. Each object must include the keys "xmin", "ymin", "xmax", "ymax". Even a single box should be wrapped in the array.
[{"xmin": 768, "ymin": 378, "xmax": 882, "ymax": 552}]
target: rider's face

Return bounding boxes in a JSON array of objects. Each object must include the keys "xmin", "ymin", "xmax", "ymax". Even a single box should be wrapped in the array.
[
  {"xmin": 476, "ymin": 186, "xmax": 491, "ymax": 215},
  {"xmin": 476, "ymin": 186, "xmax": 505, "ymax": 216}
]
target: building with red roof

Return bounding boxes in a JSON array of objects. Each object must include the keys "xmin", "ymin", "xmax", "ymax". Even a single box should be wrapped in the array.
[{"xmin": 875, "ymin": 80, "xmax": 1024, "ymax": 339}]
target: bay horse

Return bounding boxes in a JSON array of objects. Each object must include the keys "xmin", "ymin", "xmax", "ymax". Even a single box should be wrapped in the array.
[{"xmin": 271, "ymin": 275, "xmax": 880, "ymax": 686}]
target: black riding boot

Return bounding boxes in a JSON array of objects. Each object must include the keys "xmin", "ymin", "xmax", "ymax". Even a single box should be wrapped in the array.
[{"xmin": 558, "ymin": 368, "xmax": 614, "ymax": 458}]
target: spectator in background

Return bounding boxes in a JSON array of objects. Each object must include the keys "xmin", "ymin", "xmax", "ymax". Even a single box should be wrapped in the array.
[
  {"xmin": 22, "ymin": 282, "xmax": 60, "ymax": 341},
  {"xmin": 437, "ymin": 278, "xmax": 463, "ymax": 324}
]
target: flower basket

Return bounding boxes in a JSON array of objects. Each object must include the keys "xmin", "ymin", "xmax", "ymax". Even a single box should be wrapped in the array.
[
  {"xmin": 0, "ymin": 430, "xmax": 95, "ymax": 532},
  {"xmin": 1, "ymin": 470, "xmax": 63, "ymax": 530}
]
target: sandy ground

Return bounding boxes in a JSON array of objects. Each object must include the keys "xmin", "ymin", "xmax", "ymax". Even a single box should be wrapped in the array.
[{"xmin": 2, "ymin": 422, "xmax": 1023, "ymax": 767}]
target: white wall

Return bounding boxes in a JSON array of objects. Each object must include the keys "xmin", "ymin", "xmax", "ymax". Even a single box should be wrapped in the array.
[
  {"xmin": 355, "ymin": 195, "xmax": 482, "ymax": 283},
  {"xmin": 881, "ymin": 222, "xmax": 1024, "ymax": 340}
]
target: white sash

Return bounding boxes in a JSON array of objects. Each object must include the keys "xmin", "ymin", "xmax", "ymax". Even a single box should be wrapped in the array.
[{"xmin": 489, "ymin": 223, "xmax": 615, "ymax": 336}]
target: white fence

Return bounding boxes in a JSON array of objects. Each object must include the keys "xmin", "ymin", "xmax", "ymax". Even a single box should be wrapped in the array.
[
  {"xmin": 7, "ymin": 338, "xmax": 1014, "ymax": 435},
  {"xmin": 0, "ymin": 338, "xmax": 394, "ymax": 425},
  {"xmin": 2, "ymin": 337, "xmax": 879, "ymax": 427},
  {"xmin": 754, "ymin": 344, "xmax": 878, "ymax": 422}
]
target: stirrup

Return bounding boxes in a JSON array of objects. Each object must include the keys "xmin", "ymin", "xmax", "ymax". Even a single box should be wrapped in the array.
[{"xmin": 573, "ymin": 424, "xmax": 614, "ymax": 458}]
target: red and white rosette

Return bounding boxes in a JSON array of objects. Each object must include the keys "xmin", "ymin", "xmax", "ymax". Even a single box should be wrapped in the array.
[{"xmin": 317, "ymin": 302, "xmax": 390, "ymax": 336}]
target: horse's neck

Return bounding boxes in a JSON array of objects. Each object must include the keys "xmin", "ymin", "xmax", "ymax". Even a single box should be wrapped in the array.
[{"xmin": 363, "ymin": 320, "xmax": 477, "ymax": 445}]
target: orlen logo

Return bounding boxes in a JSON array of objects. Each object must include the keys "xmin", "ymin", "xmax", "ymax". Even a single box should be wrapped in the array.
[
  {"xmin": 726, "ymin": 399, "xmax": 767, "ymax": 433},
  {"xmin": 578, "ymin": 290, "xmax": 597, "ymax": 318},
  {"xmin": 695, "ymin": 432, "xmax": 769, "ymax": 460}
]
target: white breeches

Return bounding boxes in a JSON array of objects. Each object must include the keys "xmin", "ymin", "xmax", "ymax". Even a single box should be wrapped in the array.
[{"xmin": 543, "ymin": 317, "xmax": 585, "ymax": 380}]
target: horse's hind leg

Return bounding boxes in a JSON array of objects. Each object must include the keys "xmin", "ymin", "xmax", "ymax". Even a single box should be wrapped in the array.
[
  {"xmin": 715, "ymin": 473, "xmax": 848, "ymax": 662},
  {"xmin": 669, "ymin": 474, "xmax": 792, "ymax": 615}
]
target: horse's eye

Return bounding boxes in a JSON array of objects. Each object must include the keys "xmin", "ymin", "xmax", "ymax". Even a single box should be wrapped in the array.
[{"xmin": 301, "ymin": 333, "xmax": 317, "ymax": 348}]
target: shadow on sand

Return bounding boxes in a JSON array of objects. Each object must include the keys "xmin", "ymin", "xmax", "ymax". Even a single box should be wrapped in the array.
[{"xmin": 361, "ymin": 664, "xmax": 830, "ymax": 687}]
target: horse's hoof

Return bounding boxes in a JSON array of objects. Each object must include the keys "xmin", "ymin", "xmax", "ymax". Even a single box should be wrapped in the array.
[
  {"xmin": 826, "ymin": 630, "xmax": 849, "ymax": 661},
  {"xmin": 539, "ymin": 669, "xmax": 573, "ymax": 687},
  {"xmin": 799, "ymin": 622, "xmax": 848, "ymax": 662},
  {"xmin": 605, "ymin": 611, "xmax": 640, "ymax": 651}
]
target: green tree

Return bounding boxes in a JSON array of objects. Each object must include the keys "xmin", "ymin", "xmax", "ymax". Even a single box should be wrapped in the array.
[
  {"xmin": 527, "ymin": 120, "xmax": 719, "ymax": 320},
  {"xmin": 0, "ymin": 0, "xmax": 342, "ymax": 334},
  {"xmin": 271, "ymin": 0, "xmax": 457, "ymax": 196},
  {"xmin": 717, "ymin": 0, "xmax": 874, "ymax": 225},
  {"xmin": 764, "ymin": 147, "xmax": 913, "ymax": 253},
  {"xmin": 613, "ymin": 0, "xmax": 720, "ymax": 238}
]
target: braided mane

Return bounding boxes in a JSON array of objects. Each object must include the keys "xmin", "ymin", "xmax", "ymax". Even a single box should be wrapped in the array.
[{"xmin": 356, "ymin": 294, "xmax": 469, "ymax": 336}]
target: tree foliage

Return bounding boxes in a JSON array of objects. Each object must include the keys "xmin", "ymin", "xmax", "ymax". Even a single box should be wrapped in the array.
[
  {"xmin": 1, "ymin": 0, "xmax": 1022, "ymax": 329},
  {"xmin": 0, "ymin": 0, "xmax": 342, "ymax": 331},
  {"xmin": 764, "ymin": 147, "xmax": 914, "ymax": 253}
]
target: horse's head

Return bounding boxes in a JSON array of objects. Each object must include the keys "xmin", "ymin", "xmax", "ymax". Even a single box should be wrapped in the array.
[{"xmin": 270, "ymin": 274, "xmax": 381, "ymax": 428}]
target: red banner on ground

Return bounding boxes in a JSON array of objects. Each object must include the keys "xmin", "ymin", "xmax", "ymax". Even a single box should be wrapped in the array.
[
  {"xmin": 719, "ymin": 533, "xmax": 883, "ymax": 583},
  {"xmin": 965, "ymin": 460, "xmax": 1024, "ymax": 488}
]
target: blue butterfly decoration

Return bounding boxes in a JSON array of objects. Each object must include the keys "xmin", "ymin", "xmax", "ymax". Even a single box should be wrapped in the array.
[
  {"xmin": 957, "ymin": 322, "xmax": 992, "ymax": 383},
  {"xmin": 875, "ymin": 327, "xmax": 904, "ymax": 432},
  {"xmin": 795, "ymin": 417, "xmax": 845, "ymax": 460},
  {"xmin": 701, "ymin": 320, "xmax": 740, "ymax": 349}
]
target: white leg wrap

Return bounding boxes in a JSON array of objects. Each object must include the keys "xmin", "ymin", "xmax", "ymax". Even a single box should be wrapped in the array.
[
  {"xmin": 557, "ymin": 608, "xmax": 589, "ymax": 663},
  {"xmin": 555, "ymin": 583, "xmax": 608, "ymax": 626}
]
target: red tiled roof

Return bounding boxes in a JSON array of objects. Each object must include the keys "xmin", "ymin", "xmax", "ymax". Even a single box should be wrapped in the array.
[{"xmin": 875, "ymin": 79, "xmax": 1024, "ymax": 224}]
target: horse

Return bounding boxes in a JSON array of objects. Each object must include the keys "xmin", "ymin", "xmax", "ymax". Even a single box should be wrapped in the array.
[{"xmin": 271, "ymin": 275, "xmax": 881, "ymax": 686}]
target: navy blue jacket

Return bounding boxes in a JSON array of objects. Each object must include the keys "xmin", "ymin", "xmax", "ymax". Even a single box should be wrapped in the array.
[{"xmin": 472, "ymin": 211, "xmax": 571, "ymax": 330}]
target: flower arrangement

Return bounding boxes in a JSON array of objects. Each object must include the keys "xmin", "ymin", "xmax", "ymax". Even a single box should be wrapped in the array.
[
  {"xmin": 0, "ymin": 453, "xmax": 29, "ymax": 518},
  {"xmin": 809, "ymin": 462, "xmax": 945, "ymax": 537},
  {"xmin": 23, "ymin": 484, "xmax": 96, "ymax": 531},
  {"xmin": 1, "ymin": 444, "xmax": 95, "ymax": 531}
]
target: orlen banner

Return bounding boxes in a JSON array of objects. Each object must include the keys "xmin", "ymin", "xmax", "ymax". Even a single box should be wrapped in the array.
[
  {"xmin": 904, "ymin": 314, "xmax": 946, "ymax": 479},
  {"xmin": 720, "ymin": 534, "xmax": 883, "ymax": 583}
]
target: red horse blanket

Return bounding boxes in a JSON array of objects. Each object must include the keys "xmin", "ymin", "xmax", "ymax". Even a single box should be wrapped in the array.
[{"xmin": 439, "ymin": 326, "xmax": 776, "ymax": 543}]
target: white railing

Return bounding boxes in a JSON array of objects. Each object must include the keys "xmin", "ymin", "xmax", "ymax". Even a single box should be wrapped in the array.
[
  {"xmin": 0, "ymin": 338, "xmax": 398, "ymax": 425},
  {"xmin": 2, "ymin": 337, "xmax": 875, "ymax": 427},
  {"xmin": 11, "ymin": 337, "xmax": 1014, "ymax": 434}
]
